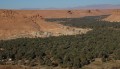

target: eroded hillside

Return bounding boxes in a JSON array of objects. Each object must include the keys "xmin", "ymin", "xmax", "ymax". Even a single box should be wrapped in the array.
[
  {"xmin": 104, "ymin": 9, "xmax": 120, "ymax": 22},
  {"xmin": 0, "ymin": 9, "xmax": 113, "ymax": 39}
]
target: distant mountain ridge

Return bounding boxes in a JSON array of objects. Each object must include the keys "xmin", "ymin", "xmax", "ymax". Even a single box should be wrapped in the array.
[
  {"xmin": 73, "ymin": 4, "xmax": 120, "ymax": 9},
  {"xmin": 21, "ymin": 4, "xmax": 120, "ymax": 10}
]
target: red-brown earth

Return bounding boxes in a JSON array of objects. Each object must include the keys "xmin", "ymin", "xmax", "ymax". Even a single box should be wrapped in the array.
[{"xmin": 0, "ymin": 9, "xmax": 118, "ymax": 40}]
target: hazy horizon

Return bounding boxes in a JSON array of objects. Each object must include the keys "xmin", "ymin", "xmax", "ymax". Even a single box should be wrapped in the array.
[{"xmin": 0, "ymin": 0, "xmax": 120, "ymax": 9}]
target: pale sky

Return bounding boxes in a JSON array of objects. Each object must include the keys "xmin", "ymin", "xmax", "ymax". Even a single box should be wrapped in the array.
[{"xmin": 0, "ymin": 0, "xmax": 120, "ymax": 9}]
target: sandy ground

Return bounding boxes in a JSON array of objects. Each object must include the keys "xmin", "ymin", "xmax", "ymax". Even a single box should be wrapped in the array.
[
  {"xmin": 104, "ymin": 9, "xmax": 120, "ymax": 22},
  {"xmin": 0, "ymin": 9, "xmax": 116, "ymax": 39}
]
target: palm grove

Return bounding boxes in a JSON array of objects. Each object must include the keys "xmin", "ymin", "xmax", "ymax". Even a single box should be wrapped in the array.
[{"xmin": 0, "ymin": 15, "xmax": 120, "ymax": 68}]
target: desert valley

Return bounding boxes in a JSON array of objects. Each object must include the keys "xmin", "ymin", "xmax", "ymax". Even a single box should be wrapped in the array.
[
  {"xmin": 0, "ymin": 9, "xmax": 118, "ymax": 40},
  {"xmin": 0, "ymin": 0, "xmax": 120, "ymax": 68}
]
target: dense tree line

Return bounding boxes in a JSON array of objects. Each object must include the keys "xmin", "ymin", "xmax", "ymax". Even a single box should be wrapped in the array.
[
  {"xmin": 0, "ymin": 16, "xmax": 120, "ymax": 68},
  {"xmin": 46, "ymin": 15, "xmax": 120, "ymax": 29}
]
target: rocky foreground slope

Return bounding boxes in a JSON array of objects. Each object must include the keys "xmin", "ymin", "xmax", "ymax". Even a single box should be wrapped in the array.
[{"xmin": 0, "ymin": 9, "xmax": 113, "ymax": 40}]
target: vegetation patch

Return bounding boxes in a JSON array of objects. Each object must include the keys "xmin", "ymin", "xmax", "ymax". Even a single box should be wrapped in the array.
[{"xmin": 0, "ymin": 16, "xmax": 120, "ymax": 69}]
